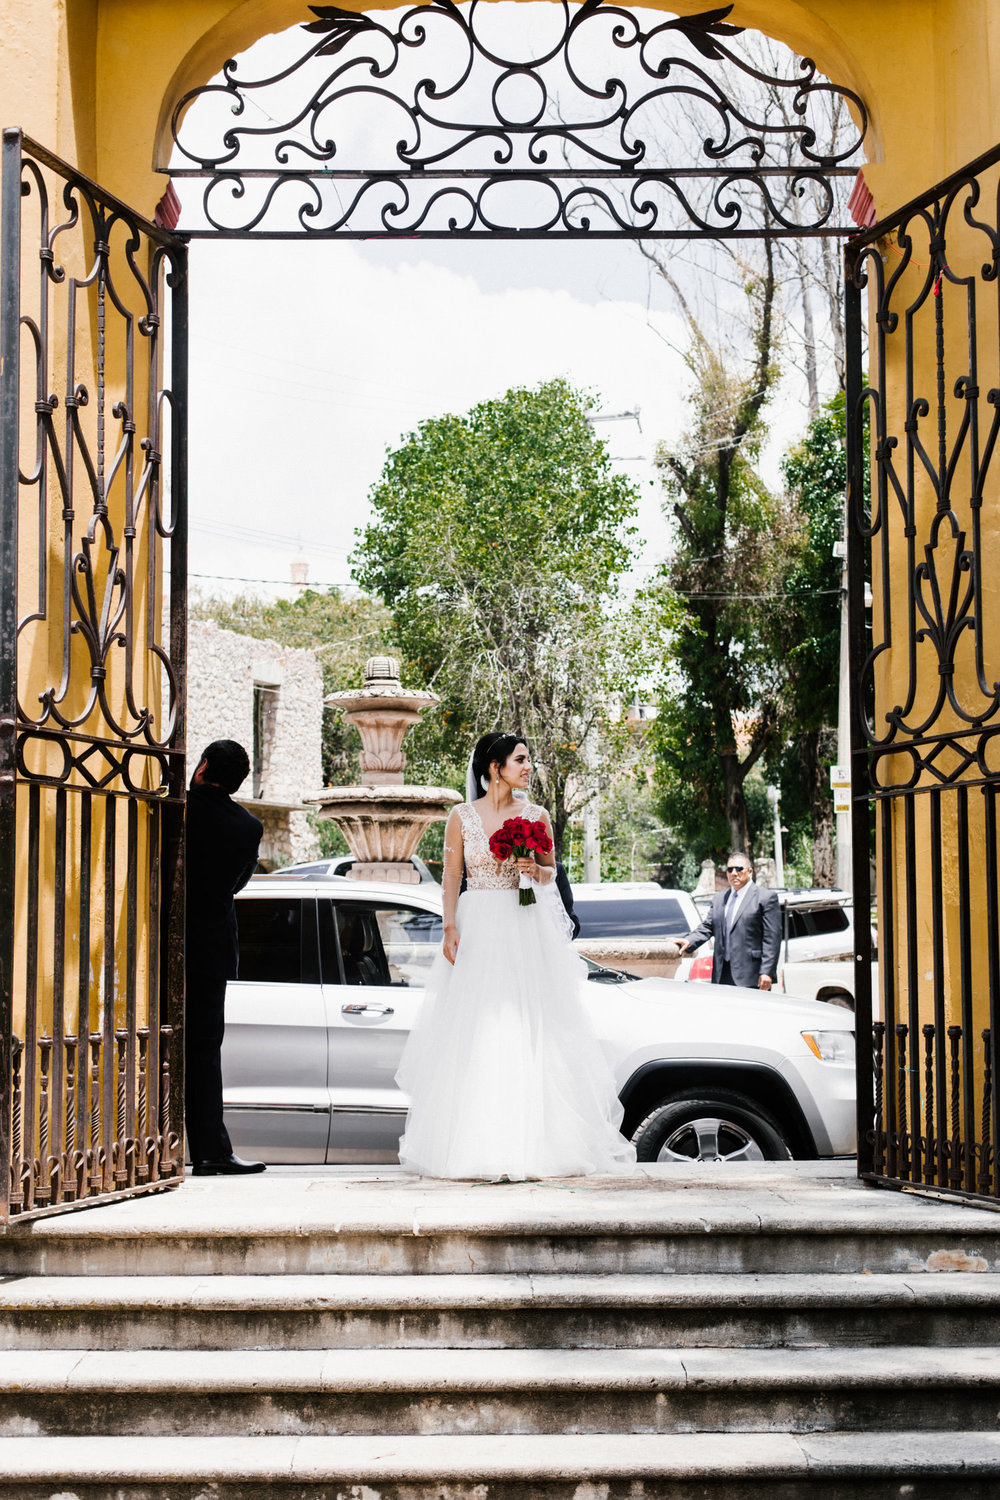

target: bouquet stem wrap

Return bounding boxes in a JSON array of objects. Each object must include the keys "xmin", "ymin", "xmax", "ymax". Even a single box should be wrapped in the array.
[{"xmin": 488, "ymin": 816, "xmax": 554, "ymax": 907}]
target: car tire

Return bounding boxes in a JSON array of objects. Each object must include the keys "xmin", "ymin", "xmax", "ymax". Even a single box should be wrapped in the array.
[
  {"xmin": 631, "ymin": 1093, "xmax": 793, "ymax": 1164},
  {"xmin": 822, "ymin": 989, "xmax": 855, "ymax": 1011}
]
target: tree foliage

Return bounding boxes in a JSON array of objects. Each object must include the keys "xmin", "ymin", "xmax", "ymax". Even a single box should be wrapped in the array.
[
  {"xmin": 775, "ymin": 392, "xmax": 851, "ymax": 882},
  {"xmin": 781, "ymin": 394, "xmax": 849, "ymax": 723},
  {"xmin": 352, "ymin": 378, "xmax": 650, "ymax": 853},
  {"xmin": 647, "ymin": 242, "xmax": 803, "ymax": 857},
  {"xmin": 777, "ymin": 390, "xmax": 872, "ymax": 884}
]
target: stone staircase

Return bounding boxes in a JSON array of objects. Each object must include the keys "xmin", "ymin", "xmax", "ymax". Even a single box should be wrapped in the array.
[{"xmin": 1, "ymin": 1162, "xmax": 999, "ymax": 1497}]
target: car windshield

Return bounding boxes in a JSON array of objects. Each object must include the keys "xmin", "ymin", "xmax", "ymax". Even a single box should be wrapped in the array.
[{"xmin": 574, "ymin": 897, "xmax": 690, "ymax": 940}]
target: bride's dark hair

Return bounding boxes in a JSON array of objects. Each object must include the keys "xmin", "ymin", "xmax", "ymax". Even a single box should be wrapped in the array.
[{"xmin": 471, "ymin": 731, "xmax": 528, "ymax": 798}]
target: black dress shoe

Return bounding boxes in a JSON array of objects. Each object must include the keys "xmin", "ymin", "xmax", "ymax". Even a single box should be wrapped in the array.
[{"xmin": 191, "ymin": 1154, "xmax": 266, "ymax": 1176}]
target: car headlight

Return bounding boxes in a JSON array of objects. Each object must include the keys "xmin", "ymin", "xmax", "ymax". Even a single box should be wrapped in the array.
[{"xmin": 801, "ymin": 1030, "xmax": 855, "ymax": 1064}]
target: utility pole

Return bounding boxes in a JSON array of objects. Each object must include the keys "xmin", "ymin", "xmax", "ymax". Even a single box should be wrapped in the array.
[
  {"xmin": 588, "ymin": 408, "xmax": 642, "ymax": 432},
  {"xmin": 581, "ymin": 727, "xmax": 602, "ymax": 881},
  {"xmin": 580, "ymin": 407, "xmax": 644, "ymax": 885},
  {"xmin": 767, "ymin": 784, "xmax": 785, "ymax": 887},
  {"xmin": 583, "ymin": 799, "xmax": 602, "ymax": 882}
]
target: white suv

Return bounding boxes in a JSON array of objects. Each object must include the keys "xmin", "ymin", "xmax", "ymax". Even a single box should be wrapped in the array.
[{"xmin": 215, "ymin": 875, "xmax": 857, "ymax": 1167}]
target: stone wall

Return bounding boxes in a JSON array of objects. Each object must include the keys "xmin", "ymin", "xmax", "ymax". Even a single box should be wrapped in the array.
[{"xmin": 187, "ymin": 621, "xmax": 323, "ymax": 868}]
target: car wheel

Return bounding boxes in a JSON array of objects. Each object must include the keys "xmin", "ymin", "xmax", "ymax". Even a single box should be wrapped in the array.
[
  {"xmin": 822, "ymin": 989, "xmax": 855, "ymax": 1011},
  {"xmin": 631, "ymin": 1095, "xmax": 792, "ymax": 1163}
]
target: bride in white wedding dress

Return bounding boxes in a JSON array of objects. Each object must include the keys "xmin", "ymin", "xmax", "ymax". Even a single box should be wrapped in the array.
[{"xmin": 396, "ymin": 731, "xmax": 636, "ymax": 1181}]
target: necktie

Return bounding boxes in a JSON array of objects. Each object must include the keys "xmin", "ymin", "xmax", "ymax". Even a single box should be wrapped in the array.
[{"xmin": 725, "ymin": 891, "xmax": 737, "ymax": 959}]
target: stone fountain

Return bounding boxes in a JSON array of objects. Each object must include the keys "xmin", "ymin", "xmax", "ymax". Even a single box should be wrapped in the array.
[{"xmin": 307, "ymin": 655, "xmax": 461, "ymax": 884}]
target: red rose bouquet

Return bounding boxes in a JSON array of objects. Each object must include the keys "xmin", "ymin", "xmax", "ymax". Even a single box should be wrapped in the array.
[{"xmin": 488, "ymin": 815, "xmax": 553, "ymax": 906}]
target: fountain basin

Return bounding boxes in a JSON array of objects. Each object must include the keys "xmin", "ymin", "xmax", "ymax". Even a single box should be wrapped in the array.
[
  {"xmin": 312, "ymin": 655, "xmax": 459, "ymax": 883},
  {"xmin": 325, "ymin": 656, "xmax": 440, "ymax": 786},
  {"xmin": 306, "ymin": 783, "xmax": 461, "ymax": 884}
]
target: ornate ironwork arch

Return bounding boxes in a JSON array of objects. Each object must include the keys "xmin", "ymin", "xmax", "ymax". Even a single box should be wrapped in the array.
[{"xmin": 164, "ymin": 1, "xmax": 868, "ymax": 238}]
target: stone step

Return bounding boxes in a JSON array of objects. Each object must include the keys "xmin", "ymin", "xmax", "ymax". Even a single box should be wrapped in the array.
[
  {"xmin": 3, "ymin": 1272, "xmax": 1000, "ymax": 1351},
  {"xmin": 7, "ymin": 1178, "xmax": 1000, "ymax": 1278},
  {"xmin": 1, "ymin": 1346, "xmax": 998, "ymax": 1438},
  {"xmin": 1, "ymin": 1430, "xmax": 999, "ymax": 1498}
]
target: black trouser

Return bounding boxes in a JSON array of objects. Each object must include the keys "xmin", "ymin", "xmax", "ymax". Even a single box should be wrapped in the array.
[
  {"xmin": 184, "ymin": 974, "xmax": 233, "ymax": 1164},
  {"xmin": 719, "ymin": 961, "xmax": 736, "ymax": 985}
]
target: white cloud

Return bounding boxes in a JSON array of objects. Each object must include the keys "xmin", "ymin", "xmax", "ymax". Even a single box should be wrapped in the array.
[{"xmin": 187, "ymin": 239, "xmax": 689, "ymax": 595}]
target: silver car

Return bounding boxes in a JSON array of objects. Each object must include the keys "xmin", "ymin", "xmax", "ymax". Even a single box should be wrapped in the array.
[{"xmin": 219, "ymin": 876, "xmax": 857, "ymax": 1166}]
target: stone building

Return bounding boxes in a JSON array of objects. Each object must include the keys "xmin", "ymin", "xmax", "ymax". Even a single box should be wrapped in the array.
[{"xmin": 186, "ymin": 620, "xmax": 323, "ymax": 869}]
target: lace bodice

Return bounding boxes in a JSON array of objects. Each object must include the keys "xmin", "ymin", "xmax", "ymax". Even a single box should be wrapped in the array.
[{"xmin": 454, "ymin": 800, "xmax": 545, "ymax": 891}]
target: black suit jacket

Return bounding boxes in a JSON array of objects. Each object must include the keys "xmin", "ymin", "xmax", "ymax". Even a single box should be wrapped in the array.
[
  {"xmin": 684, "ymin": 883, "xmax": 782, "ymax": 988},
  {"xmin": 185, "ymin": 783, "xmax": 263, "ymax": 980}
]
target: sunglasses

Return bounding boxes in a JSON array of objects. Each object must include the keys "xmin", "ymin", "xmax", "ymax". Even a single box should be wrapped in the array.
[{"xmin": 726, "ymin": 865, "xmax": 749, "ymax": 873}]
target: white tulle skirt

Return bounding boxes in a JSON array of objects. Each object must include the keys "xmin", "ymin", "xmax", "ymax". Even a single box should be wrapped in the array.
[{"xmin": 396, "ymin": 886, "xmax": 637, "ymax": 1180}]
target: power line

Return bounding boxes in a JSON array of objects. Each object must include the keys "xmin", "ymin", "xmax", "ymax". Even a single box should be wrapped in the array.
[
  {"xmin": 190, "ymin": 570, "xmax": 361, "ymax": 589},
  {"xmin": 190, "ymin": 518, "xmax": 351, "ymax": 555},
  {"xmin": 679, "ymin": 587, "xmax": 841, "ymax": 600},
  {"xmin": 195, "ymin": 331, "xmax": 465, "ymax": 405}
]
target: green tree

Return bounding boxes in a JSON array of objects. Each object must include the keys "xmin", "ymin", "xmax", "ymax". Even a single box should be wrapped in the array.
[
  {"xmin": 777, "ymin": 391, "xmax": 852, "ymax": 884},
  {"xmin": 352, "ymin": 378, "xmax": 649, "ymax": 854},
  {"xmin": 592, "ymin": 770, "xmax": 673, "ymax": 884},
  {"xmin": 648, "ymin": 242, "xmax": 801, "ymax": 857}
]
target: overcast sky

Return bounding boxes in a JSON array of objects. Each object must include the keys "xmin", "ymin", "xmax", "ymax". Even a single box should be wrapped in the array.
[{"xmin": 186, "ymin": 234, "xmax": 819, "ymax": 600}]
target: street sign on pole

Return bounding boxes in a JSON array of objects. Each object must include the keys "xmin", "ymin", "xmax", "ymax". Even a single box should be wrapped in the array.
[{"xmin": 830, "ymin": 764, "xmax": 851, "ymax": 816}]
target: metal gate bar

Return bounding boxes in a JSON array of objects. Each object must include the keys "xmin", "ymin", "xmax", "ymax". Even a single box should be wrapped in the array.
[
  {"xmin": 0, "ymin": 132, "xmax": 187, "ymax": 1223},
  {"xmin": 846, "ymin": 140, "xmax": 1000, "ymax": 1204}
]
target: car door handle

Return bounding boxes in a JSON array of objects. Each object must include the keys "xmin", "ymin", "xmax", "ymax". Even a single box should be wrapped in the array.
[{"xmin": 341, "ymin": 1003, "xmax": 395, "ymax": 1016}]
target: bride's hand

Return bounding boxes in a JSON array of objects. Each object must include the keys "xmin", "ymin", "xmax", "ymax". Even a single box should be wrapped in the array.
[
  {"xmin": 515, "ymin": 857, "xmax": 537, "ymax": 880},
  {"xmin": 443, "ymin": 924, "xmax": 460, "ymax": 965}
]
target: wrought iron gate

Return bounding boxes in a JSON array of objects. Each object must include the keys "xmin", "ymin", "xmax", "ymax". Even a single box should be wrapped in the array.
[
  {"xmin": 0, "ymin": 133, "xmax": 187, "ymax": 1222},
  {"xmin": 846, "ymin": 143, "xmax": 1000, "ymax": 1205},
  {"xmin": 163, "ymin": 0, "xmax": 867, "ymax": 240}
]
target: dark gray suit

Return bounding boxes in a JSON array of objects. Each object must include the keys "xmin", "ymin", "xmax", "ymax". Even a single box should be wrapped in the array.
[{"xmin": 684, "ymin": 883, "xmax": 782, "ymax": 988}]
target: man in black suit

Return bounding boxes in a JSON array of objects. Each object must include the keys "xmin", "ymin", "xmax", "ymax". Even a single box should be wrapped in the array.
[
  {"xmin": 185, "ymin": 739, "xmax": 265, "ymax": 1175},
  {"xmin": 677, "ymin": 852, "xmax": 782, "ymax": 990}
]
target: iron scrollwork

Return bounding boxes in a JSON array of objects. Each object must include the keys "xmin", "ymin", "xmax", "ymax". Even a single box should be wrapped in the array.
[
  {"xmin": 166, "ymin": 1, "xmax": 868, "ymax": 237},
  {"xmin": 0, "ymin": 133, "xmax": 187, "ymax": 1221},
  {"xmin": 845, "ymin": 144, "xmax": 1000, "ymax": 1208},
  {"xmin": 14, "ymin": 152, "xmax": 184, "ymax": 783},
  {"xmin": 848, "ymin": 162, "xmax": 1000, "ymax": 774}
]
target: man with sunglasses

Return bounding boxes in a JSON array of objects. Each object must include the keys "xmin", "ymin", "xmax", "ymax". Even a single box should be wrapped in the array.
[{"xmin": 677, "ymin": 853, "xmax": 781, "ymax": 990}]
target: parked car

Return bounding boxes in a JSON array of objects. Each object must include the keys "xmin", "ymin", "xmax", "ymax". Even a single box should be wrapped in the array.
[
  {"xmin": 280, "ymin": 855, "xmax": 439, "ymax": 884},
  {"xmin": 570, "ymin": 881, "xmax": 701, "ymax": 941},
  {"xmin": 218, "ymin": 877, "xmax": 856, "ymax": 1167},
  {"xmin": 779, "ymin": 954, "xmax": 880, "ymax": 1013}
]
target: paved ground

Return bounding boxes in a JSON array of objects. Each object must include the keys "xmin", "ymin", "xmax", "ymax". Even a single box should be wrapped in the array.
[{"xmin": 4, "ymin": 1160, "xmax": 999, "ymax": 1244}]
